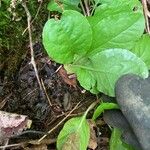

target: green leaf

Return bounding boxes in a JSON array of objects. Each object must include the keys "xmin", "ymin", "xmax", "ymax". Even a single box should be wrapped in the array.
[
  {"xmin": 42, "ymin": 10, "xmax": 92, "ymax": 64},
  {"xmin": 92, "ymin": 103, "xmax": 119, "ymax": 120},
  {"xmin": 110, "ymin": 128, "xmax": 135, "ymax": 150},
  {"xmin": 47, "ymin": 0, "xmax": 81, "ymax": 12},
  {"xmin": 47, "ymin": 0, "xmax": 63, "ymax": 12},
  {"xmin": 88, "ymin": 3, "xmax": 145, "ymax": 55},
  {"xmin": 57, "ymin": 116, "xmax": 90, "ymax": 150},
  {"xmin": 61, "ymin": 0, "xmax": 80, "ymax": 11},
  {"xmin": 99, "ymin": 0, "xmax": 141, "ymax": 10},
  {"xmin": 131, "ymin": 34, "xmax": 150, "ymax": 69},
  {"xmin": 72, "ymin": 49, "xmax": 148, "ymax": 96}
]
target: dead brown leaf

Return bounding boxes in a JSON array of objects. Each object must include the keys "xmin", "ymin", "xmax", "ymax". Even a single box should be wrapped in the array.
[
  {"xmin": 58, "ymin": 67, "xmax": 77, "ymax": 88},
  {"xmin": 0, "ymin": 111, "xmax": 32, "ymax": 143},
  {"xmin": 88, "ymin": 119, "xmax": 98, "ymax": 150}
]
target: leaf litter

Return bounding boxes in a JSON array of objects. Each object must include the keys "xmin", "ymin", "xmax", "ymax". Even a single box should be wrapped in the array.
[{"xmin": 0, "ymin": 42, "xmax": 109, "ymax": 149}]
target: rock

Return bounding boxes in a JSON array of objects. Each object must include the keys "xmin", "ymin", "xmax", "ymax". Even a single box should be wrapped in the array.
[{"xmin": 115, "ymin": 74, "xmax": 150, "ymax": 150}]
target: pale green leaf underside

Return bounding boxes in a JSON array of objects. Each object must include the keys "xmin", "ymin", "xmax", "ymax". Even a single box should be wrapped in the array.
[
  {"xmin": 57, "ymin": 117, "xmax": 90, "ymax": 150},
  {"xmin": 88, "ymin": 3, "xmax": 144, "ymax": 55},
  {"xmin": 72, "ymin": 49, "xmax": 148, "ymax": 97},
  {"xmin": 131, "ymin": 34, "xmax": 150, "ymax": 69},
  {"xmin": 42, "ymin": 10, "xmax": 92, "ymax": 64}
]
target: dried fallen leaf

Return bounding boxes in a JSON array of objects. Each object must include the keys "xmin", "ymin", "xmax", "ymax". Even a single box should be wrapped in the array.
[
  {"xmin": 88, "ymin": 119, "xmax": 98, "ymax": 150},
  {"xmin": 58, "ymin": 67, "xmax": 77, "ymax": 88},
  {"xmin": 0, "ymin": 111, "xmax": 32, "ymax": 143}
]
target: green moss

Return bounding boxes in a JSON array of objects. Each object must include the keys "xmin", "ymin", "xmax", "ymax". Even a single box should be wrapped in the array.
[{"xmin": 0, "ymin": 0, "xmax": 49, "ymax": 77}]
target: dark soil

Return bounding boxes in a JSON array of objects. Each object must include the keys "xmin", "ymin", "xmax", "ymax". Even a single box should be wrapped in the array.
[{"xmin": 0, "ymin": 42, "xmax": 110, "ymax": 150}]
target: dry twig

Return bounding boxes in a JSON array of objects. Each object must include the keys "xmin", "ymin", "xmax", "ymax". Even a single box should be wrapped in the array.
[
  {"xmin": 41, "ymin": 79, "xmax": 52, "ymax": 106},
  {"xmin": 22, "ymin": 0, "xmax": 43, "ymax": 35},
  {"xmin": 38, "ymin": 101, "xmax": 81, "ymax": 142},
  {"xmin": 0, "ymin": 138, "xmax": 56, "ymax": 149},
  {"xmin": 142, "ymin": 0, "xmax": 150, "ymax": 34},
  {"xmin": 22, "ymin": 1, "xmax": 42, "ymax": 90}
]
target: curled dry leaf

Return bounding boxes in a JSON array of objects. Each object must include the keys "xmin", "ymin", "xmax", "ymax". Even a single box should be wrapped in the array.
[
  {"xmin": 0, "ymin": 111, "xmax": 32, "ymax": 143},
  {"xmin": 58, "ymin": 67, "xmax": 77, "ymax": 88}
]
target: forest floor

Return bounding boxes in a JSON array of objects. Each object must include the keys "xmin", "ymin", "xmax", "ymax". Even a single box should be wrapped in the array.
[
  {"xmin": 0, "ymin": 42, "xmax": 110, "ymax": 150},
  {"xmin": 1, "ymin": 0, "xmax": 150, "ymax": 149}
]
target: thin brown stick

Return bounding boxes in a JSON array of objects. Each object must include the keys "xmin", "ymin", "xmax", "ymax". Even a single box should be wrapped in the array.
[
  {"xmin": 0, "ymin": 138, "xmax": 56, "ymax": 149},
  {"xmin": 80, "ymin": 1, "xmax": 87, "ymax": 16},
  {"xmin": 142, "ymin": 0, "xmax": 150, "ymax": 34},
  {"xmin": 22, "ymin": 1, "xmax": 42, "ymax": 90},
  {"xmin": 22, "ymin": 0, "xmax": 43, "ymax": 35},
  {"xmin": 38, "ymin": 101, "xmax": 81, "ymax": 142},
  {"xmin": 84, "ymin": 0, "xmax": 90, "ymax": 16},
  {"xmin": 55, "ymin": 65, "xmax": 62, "ymax": 73},
  {"xmin": 41, "ymin": 79, "xmax": 52, "ymax": 106},
  {"xmin": 146, "ymin": 0, "xmax": 150, "ymax": 17}
]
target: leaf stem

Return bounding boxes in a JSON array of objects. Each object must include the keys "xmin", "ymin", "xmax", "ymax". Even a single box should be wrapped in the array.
[
  {"xmin": 84, "ymin": 100, "xmax": 99, "ymax": 118},
  {"xmin": 78, "ymin": 100, "xmax": 99, "ymax": 130},
  {"xmin": 80, "ymin": 1, "xmax": 87, "ymax": 16},
  {"xmin": 71, "ymin": 64, "xmax": 100, "ymax": 72},
  {"xmin": 91, "ymin": 2, "xmax": 99, "ymax": 16},
  {"xmin": 141, "ymin": 0, "xmax": 150, "ymax": 34},
  {"xmin": 84, "ymin": 0, "xmax": 90, "ymax": 16}
]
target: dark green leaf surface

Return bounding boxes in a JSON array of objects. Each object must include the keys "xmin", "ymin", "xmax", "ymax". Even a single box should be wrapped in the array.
[
  {"xmin": 42, "ymin": 10, "xmax": 92, "ymax": 64},
  {"xmin": 57, "ymin": 117, "xmax": 90, "ymax": 150},
  {"xmin": 88, "ymin": 3, "xmax": 144, "ymax": 55},
  {"xmin": 110, "ymin": 128, "xmax": 135, "ymax": 150},
  {"xmin": 132, "ymin": 34, "xmax": 150, "ymax": 69},
  {"xmin": 72, "ymin": 49, "xmax": 148, "ymax": 96}
]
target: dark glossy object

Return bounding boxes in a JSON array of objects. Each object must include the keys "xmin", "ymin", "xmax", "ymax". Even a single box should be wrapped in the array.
[{"xmin": 115, "ymin": 74, "xmax": 150, "ymax": 150}]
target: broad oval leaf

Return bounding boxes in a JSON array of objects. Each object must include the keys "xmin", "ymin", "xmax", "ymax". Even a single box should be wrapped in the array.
[
  {"xmin": 88, "ymin": 3, "xmax": 144, "ymax": 55},
  {"xmin": 131, "ymin": 34, "xmax": 150, "ymax": 69},
  {"xmin": 57, "ymin": 117, "xmax": 90, "ymax": 150},
  {"xmin": 72, "ymin": 49, "xmax": 148, "ymax": 96},
  {"xmin": 42, "ymin": 10, "xmax": 92, "ymax": 64}
]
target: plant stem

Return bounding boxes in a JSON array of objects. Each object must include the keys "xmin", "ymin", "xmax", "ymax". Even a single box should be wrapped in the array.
[
  {"xmin": 80, "ymin": 1, "xmax": 87, "ymax": 16},
  {"xmin": 141, "ymin": 0, "xmax": 150, "ymax": 34},
  {"xmin": 84, "ymin": 100, "xmax": 99, "ymax": 117},
  {"xmin": 91, "ymin": 2, "xmax": 98, "ymax": 16},
  {"xmin": 22, "ymin": 1, "xmax": 42, "ymax": 90},
  {"xmin": 84, "ymin": 0, "xmax": 90, "ymax": 16}
]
